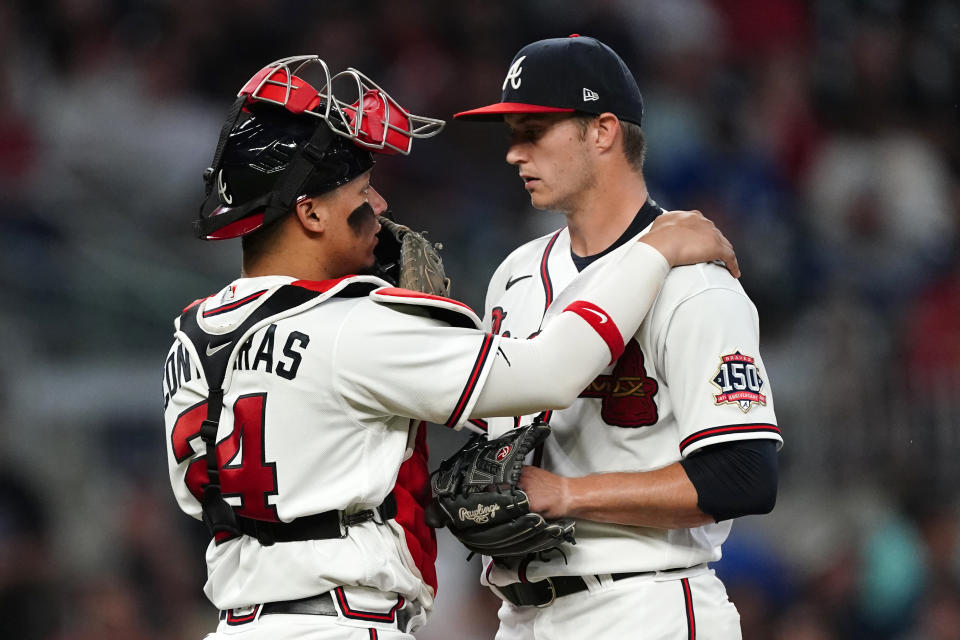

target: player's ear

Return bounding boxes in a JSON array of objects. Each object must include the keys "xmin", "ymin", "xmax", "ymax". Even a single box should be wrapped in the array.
[
  {"xmin": 593, "ymin": 113, "xmax": 620, "ymax": 154},
  {"xmin": 295, "ymin": 197, "xmax": 328, "ymax": 233}
]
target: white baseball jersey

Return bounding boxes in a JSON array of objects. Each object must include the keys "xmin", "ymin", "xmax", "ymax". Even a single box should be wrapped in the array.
[
  {"xmin": 163, "ymin": 274, "xmax": 503, "ymax": 619},
  {"xmin": 479, "ymin": 224, "xmax": 783, "ymax": 586}
]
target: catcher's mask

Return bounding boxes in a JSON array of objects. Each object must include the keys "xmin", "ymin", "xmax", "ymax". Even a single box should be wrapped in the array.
[{"xmin": 196, "ymin": 55, "xmax": 445, "ymax": 240}]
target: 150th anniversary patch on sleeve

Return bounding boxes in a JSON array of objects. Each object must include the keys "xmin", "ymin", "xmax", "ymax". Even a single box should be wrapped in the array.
[{"xmin": 711, "ymin": 351, "xmax": 767, "ymax": 413}]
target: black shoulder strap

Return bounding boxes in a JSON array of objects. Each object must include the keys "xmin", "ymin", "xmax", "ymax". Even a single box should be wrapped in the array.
[{"xmin": 178, "ymin": 284, "xmax": 322, "ymax": 536}]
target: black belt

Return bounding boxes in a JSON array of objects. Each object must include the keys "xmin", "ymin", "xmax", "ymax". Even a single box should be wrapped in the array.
[
  {"xmin": 263, "ymin": 592, "xmax": 339, "ymax": 616},
  {"xmin": 497, "ymin": 567, "xmax": 694, "ymax": 607},
  {"xmin": 220, "ymin": 592, "xmax": 338, "ymax": 624},
  {"xmin": 230, "ymin": 493, "xmax": 398, "ymax": 546}
]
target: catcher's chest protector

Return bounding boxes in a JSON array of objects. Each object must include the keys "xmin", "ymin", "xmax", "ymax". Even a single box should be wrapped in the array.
[{"xmin": 177, "ymin": 281, "xmax": 377, "ymax": 537}]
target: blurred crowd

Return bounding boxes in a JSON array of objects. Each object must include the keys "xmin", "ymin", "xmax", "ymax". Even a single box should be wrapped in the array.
[{"xmin": 0, "ymin": 0, "xmax": 957, "ymax": 638}]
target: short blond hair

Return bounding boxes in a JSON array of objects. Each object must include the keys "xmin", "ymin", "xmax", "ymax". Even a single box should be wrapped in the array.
[{"xmin": 573, "ymin": 114, "xmax": 646, "ymax": 173}]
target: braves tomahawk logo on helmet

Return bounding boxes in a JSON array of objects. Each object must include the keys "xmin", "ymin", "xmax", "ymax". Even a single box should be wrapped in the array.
[{"xmin": 195, "ymin": 55, "xmax": 445, "ymax": 241}]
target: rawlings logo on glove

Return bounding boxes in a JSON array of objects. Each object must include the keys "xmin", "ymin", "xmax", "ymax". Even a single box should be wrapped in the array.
[
  {"xmin": 459, "ymin": 503, "xmax": 501, "ymax": 524},
  {"xmin": 425, "ymin": 422, "xmax": 576, "ymax": 558}
]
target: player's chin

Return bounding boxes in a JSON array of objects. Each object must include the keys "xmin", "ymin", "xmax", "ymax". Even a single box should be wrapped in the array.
[
  {"xmin": 353, "ymin": 255, "xmax": 378, "ymax": 277},
  {"xmin": 527, "ymin": 193, "xmax": 550, "ymax": 210},
  {"xmin": 530, "ymin": 196, "xmax": 559, "ymax": 212}
]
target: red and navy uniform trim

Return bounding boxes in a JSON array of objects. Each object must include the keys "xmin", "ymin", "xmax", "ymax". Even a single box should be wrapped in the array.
[
  {"xmin": 681, "ymin": 578, "xmax": 696, "ymax": 639},
  {"xmin": 182, "ymin": 294, "xmax": 214, "ymax": 313},
  {"xmin": 225, "ymin": 605, "xmax": 260, "ymax": 625},
  {"xmin": 540, "ymin": 230, "xmax": 562, "ymax": 315},
  {"xmin": 518, "ymin": 556, "xmax": 534, "ymax": 583},
  {"xmin": 334, "ymin": 587, "xmax": 405, "ymax": 623},
  {"xmin": 467, "ymin": 418, "xmax": 489, "ymax": 432},
  {"xmin": 680, "ymin": 423, "xmax": 781, "ymax": 453},
  {"xmin": 202, "ymin": 289, "xmax": 268, "ymax": 317},
  {"xmin": 445, "ymin": 333, "xmax": 496, "ymax": 427}
]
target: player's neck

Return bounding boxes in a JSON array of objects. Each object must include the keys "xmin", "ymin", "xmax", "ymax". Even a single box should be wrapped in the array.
[
  {"xmin": 243, "ymin": 242, "xmax": 341, "ymax": 282},
  {"xmin": 566, "ymin": 174, "xmax": 649, "ymax": 257}
]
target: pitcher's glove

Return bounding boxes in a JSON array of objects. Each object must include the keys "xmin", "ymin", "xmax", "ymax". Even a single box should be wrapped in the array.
[
  {"xmin": 374, "ymin": 215, "xmax": 451, "ymax": 297},
  {"xmin": 424, "ymin": 422, "xmax": 576, "ymax": 558}
]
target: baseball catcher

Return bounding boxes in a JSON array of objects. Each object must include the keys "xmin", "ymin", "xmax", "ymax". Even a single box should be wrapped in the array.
[{"xmin": 425, "ymin": 421, "xmax": 576, "ymax": 557}]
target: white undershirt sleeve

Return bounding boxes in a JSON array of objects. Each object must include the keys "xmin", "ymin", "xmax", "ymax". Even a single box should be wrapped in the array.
[{"xmin": 472, "ymin": 241, "xmax": 669, "ymax": 417}]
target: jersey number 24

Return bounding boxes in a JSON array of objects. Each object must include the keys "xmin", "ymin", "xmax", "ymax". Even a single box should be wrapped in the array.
[{"xmin": 170, "ymin": 393, "xmax": 280, "ymax": 522}]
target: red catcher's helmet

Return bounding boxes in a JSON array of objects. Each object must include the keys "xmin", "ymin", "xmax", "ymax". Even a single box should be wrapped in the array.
[{"xmin": 195, "ymin": 55, "xmax": 445, "ymax": 240}]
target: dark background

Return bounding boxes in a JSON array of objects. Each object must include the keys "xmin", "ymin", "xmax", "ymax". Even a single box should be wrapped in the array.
[{"xmin": 0, "ymin": 1, "xmax": 958, "ymax": 638}]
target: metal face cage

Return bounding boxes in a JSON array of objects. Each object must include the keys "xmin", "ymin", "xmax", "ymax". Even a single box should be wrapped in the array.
[{"xmin": 239, "ymin": 55, "xmax": 445, "ymax": 155}]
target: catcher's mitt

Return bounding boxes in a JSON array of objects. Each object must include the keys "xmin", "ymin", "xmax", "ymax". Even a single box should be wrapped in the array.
[
  {"xmin": 374, "ymin": 215, "xmax": 451, "ymax": 297},
  {"xmin": 424, "ymin": 422, "xmax": 576, "ymax": 557}
]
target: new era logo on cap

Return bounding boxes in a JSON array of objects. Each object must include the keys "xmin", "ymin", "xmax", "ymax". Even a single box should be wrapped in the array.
[{"xmin": 455, "ymin": 34, "xmax": 644, "ymax": 126}]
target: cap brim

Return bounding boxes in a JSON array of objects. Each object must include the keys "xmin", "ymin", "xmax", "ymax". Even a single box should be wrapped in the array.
[{"xmin": 453, "ymin": 102, "xmax": 576, "ymax": 120}]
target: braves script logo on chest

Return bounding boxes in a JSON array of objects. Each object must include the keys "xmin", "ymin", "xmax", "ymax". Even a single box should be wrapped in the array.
[
  {"xmin": 580, "ymin": 339, "xmax": 659, "ymax": 427},
  {"xmin": 712, "ymin": 351, "xmax": 767, "ymax": 412}
]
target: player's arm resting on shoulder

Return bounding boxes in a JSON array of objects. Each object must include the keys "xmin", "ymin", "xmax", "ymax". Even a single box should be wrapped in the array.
[
  {"xmin": 518, "ymin": 439, "xmax": 777, "ymax": 528},
  {"xmin": 471, "ymin": 241, "xmax": 666, "ymax": 418},
  {"xmin": 643, "ymin": 209, "xmax": 740, "ymax": 279},
  {"xmin": 471, "ymin": 210, "xmax": 737, "ymax": 418}
]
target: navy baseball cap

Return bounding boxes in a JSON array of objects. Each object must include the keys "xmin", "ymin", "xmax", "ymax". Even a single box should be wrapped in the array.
[{"xmin": 455, "ymin": 35, "xmax": 644, "ymax": 126}]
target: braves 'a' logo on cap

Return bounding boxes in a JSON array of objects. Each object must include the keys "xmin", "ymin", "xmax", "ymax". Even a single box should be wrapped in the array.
[
  {"xmin": 503, "ymin": 55, "xmax": 527, "ymax": 91},
  {"xmin": 711, "ymin": 351, "xmax": 767, "ymax": 412}
]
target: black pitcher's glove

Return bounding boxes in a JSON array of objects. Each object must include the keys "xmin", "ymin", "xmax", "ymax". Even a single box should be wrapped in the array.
[
  {"xmin": 424, "ymin": 422, "xmax": 576, "ymax": 557},
  {"xmin": 374, "ymin": 215, "xmax": 451, "ymax": 297}
]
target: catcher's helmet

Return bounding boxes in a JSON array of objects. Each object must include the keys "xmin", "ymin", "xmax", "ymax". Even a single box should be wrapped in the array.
[{"xmin": 196, "ymin": 55, "xmax": 445, "ymax": 240}]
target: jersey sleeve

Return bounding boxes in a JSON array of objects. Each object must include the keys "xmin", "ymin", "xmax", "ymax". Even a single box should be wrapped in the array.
[
  {"xmin": 479, "ymin": 257, "xmax": 523, "ymax": 435},
  {"xmin": 659, "ymin": 287, "xmax": 782, "ymax": 457},
  {"xmin": 334, "ymin": 300, "xmax": 502, "ymax": 429},
  {"xmin": 482, "ymin": 258, "xmax": 513, "ymax": 332}
]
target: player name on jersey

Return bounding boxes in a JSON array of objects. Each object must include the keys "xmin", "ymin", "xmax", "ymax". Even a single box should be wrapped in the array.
[{"xmin": 162, "ymin": 323, "xmax": 310, "ymax": 408}]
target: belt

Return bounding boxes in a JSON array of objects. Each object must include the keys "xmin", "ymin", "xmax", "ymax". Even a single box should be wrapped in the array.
[
  {"xmin": 262, "ymin": 593, "xmax": 339, "ymax": 616},
  {"xmin": 219, "ymin": 592, "xmax": 337, "ymax": 625},
  {"xmin": 220, "ymin": 591, "xmax": 412, "ymax": 631},
  {"xmin": 497, "ymin": 566, "xmax": 698, "ymax": 607}
]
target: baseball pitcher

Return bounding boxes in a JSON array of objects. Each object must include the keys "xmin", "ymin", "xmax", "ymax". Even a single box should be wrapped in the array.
[{"xmin": 441, "ymin": 35, "xmax": 783, "ymax": 639}]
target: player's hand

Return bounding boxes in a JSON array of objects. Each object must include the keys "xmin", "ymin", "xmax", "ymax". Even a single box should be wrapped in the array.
[
  {"xmin": 639, "ymin": 210, "xmax": 740, "ymax": 278},
  {"xmin": 518, "ymin": 465, "xmax": 571, "ymax": 520}
]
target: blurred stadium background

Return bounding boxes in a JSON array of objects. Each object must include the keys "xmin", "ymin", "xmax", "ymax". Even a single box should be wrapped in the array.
[{"xmin": 0, "ymin": 1, "xmax": 958, "ymax": 638}]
